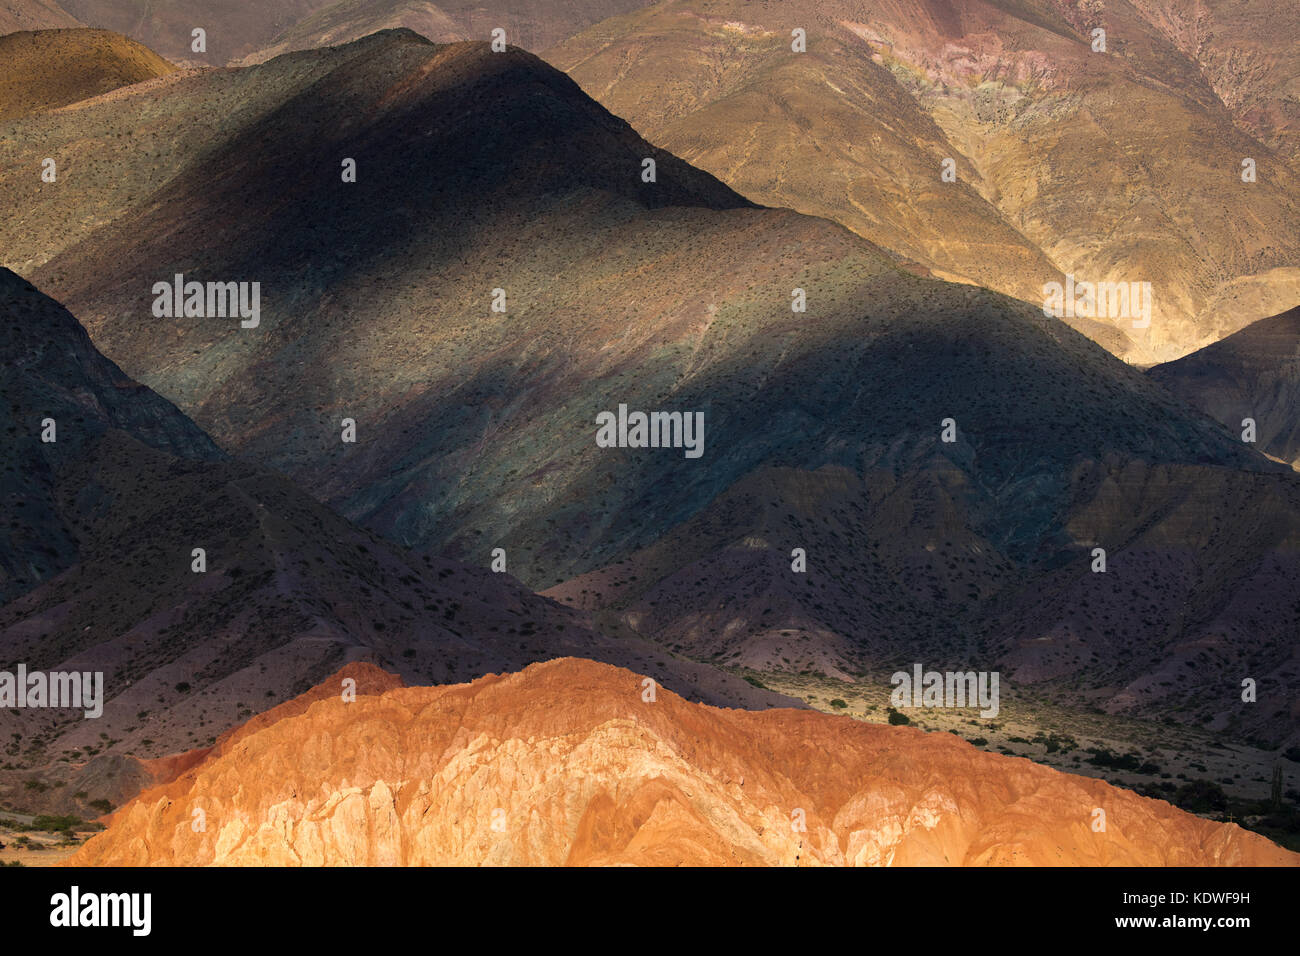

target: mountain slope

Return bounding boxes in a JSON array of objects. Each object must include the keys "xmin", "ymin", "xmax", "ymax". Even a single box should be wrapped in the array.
[
  {"xmin": 3, "ymin": 31, "xmax": 1297, "ymax": 747},
  {"xmin": 0, "ymin": 270, "xmax": 796, "ymax": 817},
  {"xmin": 0, "ymin": 267, "xmax": 219, "ymax": 603},
  {"xmin": 241, "ymin": 0, "xmax": 654, "ymax": 64},
  {"xmin": 549, "ymin": 0, "xmax": 1300, "ymax": 363},
  {"xmin": 0, "ymin": 0, "xmax": 79, "ymax": 35},
  {"xmin": 51, "ymin": 0, "xmax": 652, "ymax": 64},
  {"xmin": 0, "ymin": 0, "xmax": 77, "ymax": 34},
  {"xmin": 67, "ymin": 658, "xmax": 1300, "ymax": 865},
  {"xmin": 1128, "ymin": 0, "xmax": 1300, "ymax": 170},
  {"xmin": 52, "ymin": 0, "xmax": 339, "ymax": 65},
  {"xmin": 1148, "ymin": 306, "xmax": 1300, "ymax": 469},
  {"xmin": 0, "ymin": 28, "xmax": 175, "ymax": 121}
]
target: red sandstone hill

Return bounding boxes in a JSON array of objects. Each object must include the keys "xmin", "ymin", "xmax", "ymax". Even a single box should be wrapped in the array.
[{"xmin": 68, "ymin": 658, "xmax": 1300, "ymax": 866}]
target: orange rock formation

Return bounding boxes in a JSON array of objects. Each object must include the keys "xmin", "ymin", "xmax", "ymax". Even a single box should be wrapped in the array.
[{"xmin": 69, "ymin": 659, "xmax": 1299, "ymax": 866}]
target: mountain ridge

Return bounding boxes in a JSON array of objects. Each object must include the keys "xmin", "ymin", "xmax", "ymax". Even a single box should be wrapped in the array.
[{"xmin": 66, "ymin": 657, "xmax": 1300, "ymax": 865}]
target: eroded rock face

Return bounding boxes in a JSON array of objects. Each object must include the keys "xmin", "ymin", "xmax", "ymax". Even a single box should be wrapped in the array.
[{"xmin": 69, "ymin": 658, "xmax": 1299, "ymax": 866}]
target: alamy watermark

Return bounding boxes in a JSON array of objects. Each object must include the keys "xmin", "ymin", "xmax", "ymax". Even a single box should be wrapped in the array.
[
  {"xmin": 0, "ymin": 664, "xmax": 103, "ymax": 718},
  {"xmin": 595, "ymin": 403, "xmax": 704, "ymax": 459},
  {"xmin": 890, "ymin": 663, "xmax": 999, "ymax": 718},
  {"xmin": 1042, "ymin": 274, "xmax": 1151, "ymax": 328},
  {"xmin": 152, "ymin": 273, "xmax": 260, "ymax": 328}
]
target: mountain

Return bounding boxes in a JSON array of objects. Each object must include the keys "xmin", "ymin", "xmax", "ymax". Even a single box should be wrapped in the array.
[
  {"xmin": 548, "ymin": 0, "xmax": 1300, "ymax": 363},
  {"xmin": 3, "ymin": 31, "xmax": 1298, "ymax": 749},
  {"xmin": 48, "ymin": 0, "xmax": 651, "ymax": 64},
  {"xmin": 240, "ymin": 0, "xmax": 653, "ymax": 65},
  {"xmin": 51, "ymin": 0, "xmax": 339, "ymax": 65},
  {"xmin": 26, "ymin": 4, "xmax": 1300, "ymax": 360},
  {"xmin": 66, "ymin": 658, "xmax": 1300, "ymax": 865},
  {"xmin": 1149, "ymin": 306, "xmax": 1300, "ymax": 470},
  {"xmin": 0, "ymin": 28, "xmax": 175, "ymax": 121},
  {"xmin": 0, "ymin": 267, "xmax": 219, "ymax": 603},
  {"xmin": 0, "ymin": 0, "xmax": 79, "ymax": 35},
  {"xmin": 1128, "ymin": 0, "xmax": 1300, "ymax": 170},
  {"xmin": 0, "ymin": 269, "xmax": 794, "ymax": 818}
]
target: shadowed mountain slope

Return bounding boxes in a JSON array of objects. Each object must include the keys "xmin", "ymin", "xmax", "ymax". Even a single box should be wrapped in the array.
[
  {"xmin": 0, "ymin": 267, "xmax": 219, "ymax": 603},
  {"xmin": 67, "ymin": 658, "xmax": 1300, "ymax": 865},
  {"xmin": 3, "ymin": 31, "xmax": 1298, "ymax": 747},
  {"xmin": 0, "ymin": 270, "xmax": 796, "ymax": 817},
  {"xmin": 1149, "ymin": 306, "xmax": 1300, "ymax": 470},
  {"xmin": 549, "ymin": 0, "xmax": 1300, "ymax": 363}
]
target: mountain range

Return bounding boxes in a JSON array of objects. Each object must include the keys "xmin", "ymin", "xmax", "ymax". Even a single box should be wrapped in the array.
[
  {"xmin": 12, "ymin": 1, "xmax": 1298, "ymax": 362},
  {"xmin": 0, "ymin": 266, "xmax": 791, "ymax": 820},
  {"xmin": 1, "ymin": 12, "xmax": 1297, "ymax": 862},
  {"xmin": 549, "ymin": 0, "xmax": 1300, "ymax": 363},
  {"xmin": 5, "ymin": 30, "xmax": 1297, "ymax": 746}
]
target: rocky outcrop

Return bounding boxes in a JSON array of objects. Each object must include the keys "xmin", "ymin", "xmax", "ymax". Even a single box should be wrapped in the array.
[{"xmin": 68, "ymin": 658, "xmax": 1300, "ymax": 866}]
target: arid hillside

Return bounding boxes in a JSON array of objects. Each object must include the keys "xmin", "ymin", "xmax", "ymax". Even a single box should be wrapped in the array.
[
  {"xmin": 23, "ymin": 4, "xmax": 1299, "ymax": 361},
  {"xmin": 50, "ymin": 0, "xmax": 338, "ymax": 65},
  {"xmin": 3, "ymin": 31, "xmax": 1297, "ymax": 747},
  {"xmin": 1149, "ymin": 306, "xmax": 1300, "ymax": 470},
  {"xmin": 549, "ymin": 0, "xmax": 1300, "ymax": 363},
  {"xmin": 48, "ymin": 0, "xmax": 654, "ymax": 64},
  {"xmin": 0, "ymin": 270, "xmax": 795, "ymax": 820},
  {"xmin": 0, "ymin": 0, "xmax": 79, "ymax": 35},
  {"xmin": 0, "ymin": 28, "xmax": 175, "ymax": 121},
  {"xmin": 240, "ymin": 0, "xmax": 655, "ymax": 64},
  {"xmin": 0, "ymin": 267, "xmax": 220, "ymax": 604},
  {"xmin": 1128, "ymin": 0, "xmax": 1300, "ymax": 169},
  {"xmin": 67, "ymin": 658, "xmax": 1300, "ymax": 865}
]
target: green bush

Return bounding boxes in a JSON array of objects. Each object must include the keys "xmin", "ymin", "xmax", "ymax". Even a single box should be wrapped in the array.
[{"xmin": 32, "ymin": 815, "xmax": 81, "ymax": 833}]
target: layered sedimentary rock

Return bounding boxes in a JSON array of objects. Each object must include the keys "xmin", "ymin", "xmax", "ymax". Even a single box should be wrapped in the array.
[{"xmin": 69, "ymin": 658, "xmax": 1300, "ymax": 866}]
